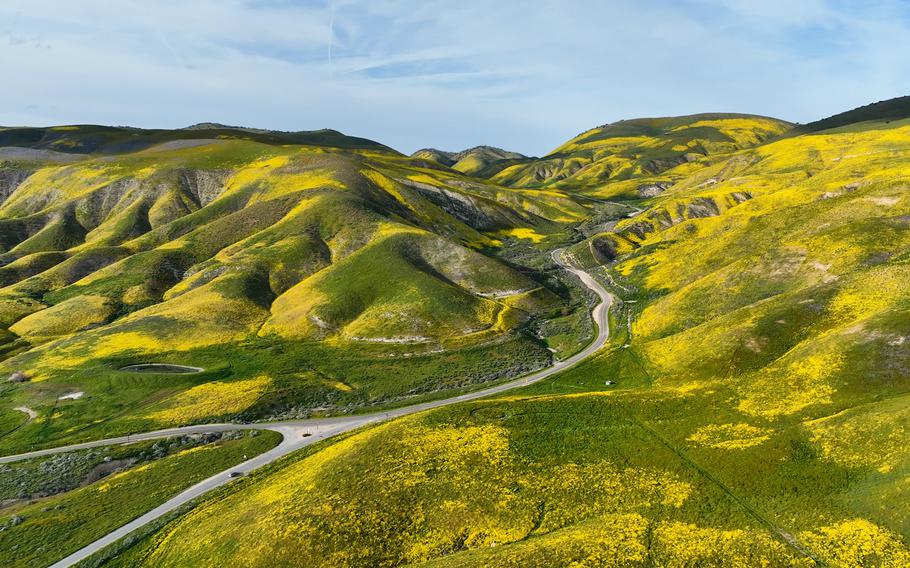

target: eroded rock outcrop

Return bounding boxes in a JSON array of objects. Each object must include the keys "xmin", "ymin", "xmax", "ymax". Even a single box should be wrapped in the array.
[
  {"xmin": 178, "ymin": 169, "xmax": 233, "ymax": 207},
  {"xmin": 0, "ymin": 168, "xmax": 35, "ymax": 206},
  {"xmin": 643, "ymin": 153, "xmax": 701, "ymax": 175},
  {"xmin": 637, "ymin": 182, "xmax": 671, "ymax": 198},
  {"xmin": 399, "ymin": 178, "xmax": 502, "ymax": 230}
]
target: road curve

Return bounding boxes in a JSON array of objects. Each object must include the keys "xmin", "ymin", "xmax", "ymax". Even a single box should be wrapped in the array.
[{"xmin": 20, "ymin": 249, "xmax": 613, "ymax": 568}]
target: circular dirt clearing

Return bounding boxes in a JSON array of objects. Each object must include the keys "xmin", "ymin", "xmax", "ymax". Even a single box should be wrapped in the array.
[{"xmin": 119, "ymin": 363, "xmax": 204, "ymax": 374}]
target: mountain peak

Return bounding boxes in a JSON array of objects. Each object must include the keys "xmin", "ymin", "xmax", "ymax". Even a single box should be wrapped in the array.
[{"xmin": 181, "ymin": 122, "xmax": 238, "ymax": 130}]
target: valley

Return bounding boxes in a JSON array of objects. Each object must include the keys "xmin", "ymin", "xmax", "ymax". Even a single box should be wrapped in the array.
[{"xmin": 2, "ymin": 100, "xmax": 910, "ymax": 566}]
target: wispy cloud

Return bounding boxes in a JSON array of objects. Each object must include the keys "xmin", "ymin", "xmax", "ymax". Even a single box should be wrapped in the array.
[{"xmin": 1, "ymin": 0, "xmax": 908, "ymax": 154}]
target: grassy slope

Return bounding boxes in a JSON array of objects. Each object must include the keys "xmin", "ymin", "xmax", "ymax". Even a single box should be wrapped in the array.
[
  {"xmin": 792, "ymin": 96, "xmax": 910, "ymax": 134},
  {"xmin": 0, "ymin": 430, "xmax": 281, "ymax": 568},
  {"xmin": 0, "ymin": 136, "xmax": 595, "ymax": 453},
  {"xmin": 409, "ymin": 146, "xmax": 527, "ymax": 178},
  {"xmin": 490, "ymin": 114, "xmax": 792, "ymax": 199},
  {"xmin": 98, "ymin": 117, "xmax": 910, "ymax": 567},
  {"xmin": 0, "ymin": 123, "xmax": 393, "ymax": 154}
]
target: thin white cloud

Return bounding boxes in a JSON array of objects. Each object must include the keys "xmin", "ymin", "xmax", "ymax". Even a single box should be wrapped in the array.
[{"xmin": 1, "ymin": 0, "xmax": 908, "ymax": 155}]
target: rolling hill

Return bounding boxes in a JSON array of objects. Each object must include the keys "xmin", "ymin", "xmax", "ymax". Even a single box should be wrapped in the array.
[
  {"xmin": 792, "ymin": 96, "xmax": 910, "ymax": 134},
  {"xmin": 0, "ymin": 123, "xmax": 393, "ymax": 155},
  {"xmin": 83, "ymin": 102, "xmax": 910, "ymax": 568},
  {"xmin": 0, "ymin": 131, "xmax": 594, "ymax": 453},
  {"xmin": 411, "ymin": 145, "xmax": 528, "ymax": 176},
  {"xmin": 4, "ymin": 100, "xmax": 910, "ymax": 567},
  {"xmin": 488, "ymin": 114, "xmax": 792, "ymax": 199}
]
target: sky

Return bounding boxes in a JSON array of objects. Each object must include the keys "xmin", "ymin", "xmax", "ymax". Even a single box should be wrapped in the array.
[{"xmin": 1, "ymin": 0, "xmax": 909, "ymax": 156}]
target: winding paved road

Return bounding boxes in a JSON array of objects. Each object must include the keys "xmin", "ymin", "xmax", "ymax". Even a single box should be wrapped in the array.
[{"xmin": 6, "ymin": 249, "xmax": 613, "ymax": 568}]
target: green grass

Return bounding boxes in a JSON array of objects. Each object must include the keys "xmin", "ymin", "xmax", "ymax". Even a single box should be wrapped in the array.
[
  {"xmin": 87, "ymin": 113, "xmax": 910, "ymax": 567},
  {"xmin": 0, "ymin": 432, "xmax": 228, "ymax": 502},
  {"xmin": 0, "ymin": 332, "xmax": 554, "ymax": 454},
  {"xmin": 489, "ymin": 114, "xmax": 792, "ymax": 194},
  {"xmin": 96, "ymin": 388, "xmax": 811, "ymax": 567},
  {"xmin": 8, "ymin": 107, "xmax": 910, "ymax": 566},
  {"xmin": 0, "ymin": 363, "xmax": 233, "ymax": 454},
  {"xmin": 0, "ymin": 134, "xmax": 589, "ymax": 454},
  {"xmin": 0, "ymin": 408, "xmax": 26, "ymax": 437},
  {"xmin": 0, "ymin": 430, "xmax": 280, "ymax": 568}
]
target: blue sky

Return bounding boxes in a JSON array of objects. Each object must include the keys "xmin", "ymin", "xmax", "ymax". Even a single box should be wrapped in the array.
[{"xmin": 1, "ymin": 0, "xmax": 909, "ymax": 155}]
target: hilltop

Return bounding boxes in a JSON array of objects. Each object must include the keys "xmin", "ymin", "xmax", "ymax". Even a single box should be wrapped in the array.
[
  {"xmin": 488, "ymin": 113, "xmax": 792, "ymax": 198},
  {"xmin": 0, "ymin": 124, "xmax": 395, "ymax": 155},
  {"xmin": 793, "ymin": 96, "xmax": 910, "ymax": 133},
  {"xmin": 411, "ymin": 145, "xmax": 527, "ymax": 176}
]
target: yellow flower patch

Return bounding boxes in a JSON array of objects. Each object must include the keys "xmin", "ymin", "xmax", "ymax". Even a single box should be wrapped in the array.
[
  {"xmin": 806, "ymin": 395, "xmax": 910, "ymax": 471},
  {"xmin": 800, "ymin": 519, "xmax": 910, "ymax": 567},
  {"xmin": 738, "ymin": 353, "xmax": 844, "ymax": 418},
  {"xmin": 652, "ymin": 521, "xmax": 805, "ymax": 567},
  {"xmin": 145, "ymin": 375, "xmax": 270, "ymax": 424},
  {"xmin": 496, "ymin": 227, "xmax": 546, "ymax": 243},
  {"xmin": 688, "ymin": 423, "xmax": 773, "ymax": 450}
]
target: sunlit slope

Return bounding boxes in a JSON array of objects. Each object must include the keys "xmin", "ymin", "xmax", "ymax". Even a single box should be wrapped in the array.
[
  {"xmin": 109, "ymin": 117, "xmax": 910, "ymax": 568},
  {"xmin": 108, "ymin": 397, "xmax": 811, "ymax": 567},
  {"xmin": 558, "ymin": 117, "xmax": 910, "ymax": 563},
  {"xmin": 0, "ymin": 141, "xmax": 568, "ymax": 346},
  {"xmin": 0, "ymin": 135, "xmax": 591, "ymax": 451},
  {"xmin": 491, "ymin": 114, "xmax": 791, "ymax": 198},
  {"xmin": 623, "ymin": 118, "xmax": 910, "ymax": 411},
  {"xmin": 572, "ymin": 118, "xmax": 910, "ymax": 406},
  {"xmin": 576, "ymin": 117, "xmax": 910, "ymax": 373},
  {"xmin": 410, "ymin": 146, "xmax": 527, "ymax": 177}
]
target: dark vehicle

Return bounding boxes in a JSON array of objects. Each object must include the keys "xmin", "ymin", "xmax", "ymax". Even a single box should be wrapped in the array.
[{"xmin": 229, "ymin": 471, "xmax": 244, "ymax": 478}]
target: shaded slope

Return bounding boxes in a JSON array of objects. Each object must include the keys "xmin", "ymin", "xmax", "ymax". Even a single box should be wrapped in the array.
[
  {"xmin": 0, "ymin": 123, "xmax": 393, "ymax": 155},
  {"xmin": 793, "ymin": 95, "xmax": 910, "ymax": 134}
]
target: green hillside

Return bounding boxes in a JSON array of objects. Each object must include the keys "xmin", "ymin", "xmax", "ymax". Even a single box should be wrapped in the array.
[
  {"xmin": 793, "ymin": 96, "xmax": 910, "ymax": 134},
  {"xmin": 490, "ymin": 114, "xmax": 791, "ymax": 199},
  {"xmin": 0, "ymin": 123, "xmax": 393, "ymax": 154},
  {"xmin": 411, "ymin": 146, "xmax": 528, "ymax": 177},
  {"xmin": 4, "ymin": 102, "xmax": 910, "ymax": 568},
  {"xmin": 0, "ymin": 133, "xmax": 595, "ymax": 454},
  {"xmin": 89, "ymin": 107, "xmax": 910, "ymax": 567}
]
